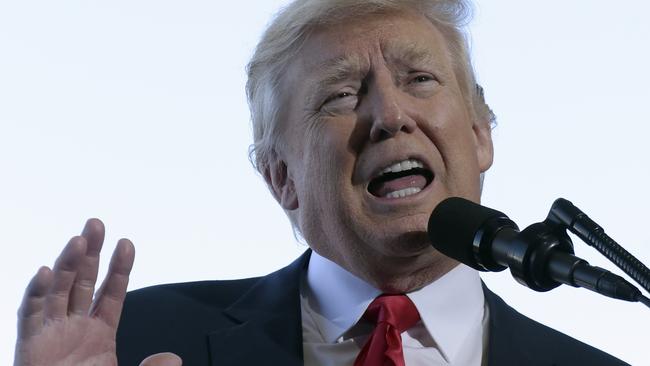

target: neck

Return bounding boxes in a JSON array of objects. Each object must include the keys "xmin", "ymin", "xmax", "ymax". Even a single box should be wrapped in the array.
[{"xmin": 361, "ymin": 256, "xmax": 460, "ymax": 293}]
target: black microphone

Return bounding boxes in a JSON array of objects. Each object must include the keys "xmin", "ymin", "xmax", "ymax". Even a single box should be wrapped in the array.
[{"xmin": 427, "ymin": 197, "xmax": 643, "ymax": 303}]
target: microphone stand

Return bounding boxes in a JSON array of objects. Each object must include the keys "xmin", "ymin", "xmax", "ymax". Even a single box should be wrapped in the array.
[{"xmin": 544, "ymin": 198, "xmax": 650, "ymax": 308}]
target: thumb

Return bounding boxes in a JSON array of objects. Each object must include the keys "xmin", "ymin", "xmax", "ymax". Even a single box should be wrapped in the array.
[{"xmin": 138, "ymin": 352, "xmax": 182, "ymax": 366}]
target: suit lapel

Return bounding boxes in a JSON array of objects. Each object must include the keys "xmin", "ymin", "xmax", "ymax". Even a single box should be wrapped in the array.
[
  {"xmin": 483, "ymin": 284, "xmax": 548, "ymax": 366},
  {"xmin": 207, "ymin": 251, "xmax": 311, "ymax": 366},
  {"xmin": 483, "ymin": 285, "xmax": 531, "ymax": 366}
]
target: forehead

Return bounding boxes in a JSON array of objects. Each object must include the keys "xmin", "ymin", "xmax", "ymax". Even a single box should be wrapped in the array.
[{"xmin": 296, "ymin": 10, "xmax": 451, "ymax": 72}]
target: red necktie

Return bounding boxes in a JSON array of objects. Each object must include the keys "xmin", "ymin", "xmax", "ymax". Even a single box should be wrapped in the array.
[{"xmin": 353, "ymin": 294, "xmax": 421, "ymax": 366}]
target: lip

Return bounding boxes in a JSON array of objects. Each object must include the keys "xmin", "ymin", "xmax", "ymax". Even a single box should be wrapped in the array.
[{"xmin": 364, "ymin": 173, "xmax": 436, "ymax": 206}]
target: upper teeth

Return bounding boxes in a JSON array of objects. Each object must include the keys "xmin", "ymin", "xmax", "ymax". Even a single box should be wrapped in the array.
[{"xmin": 380, "ymin": 159, "xmax": 424, "ymax": 175}]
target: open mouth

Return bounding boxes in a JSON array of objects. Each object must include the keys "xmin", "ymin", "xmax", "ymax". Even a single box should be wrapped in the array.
[{"xmin": 367, "ymin": 159, "xmax": 434, "ymax": 199}]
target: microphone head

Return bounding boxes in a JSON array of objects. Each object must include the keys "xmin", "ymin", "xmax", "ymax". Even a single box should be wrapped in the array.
[{"xmin": 428, "ymin": 197, "xmax": 514, "ymax": 271}]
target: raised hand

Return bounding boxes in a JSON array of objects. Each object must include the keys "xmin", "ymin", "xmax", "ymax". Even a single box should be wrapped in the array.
[{"xmin": 14, "ymin": 219, "xmax": 181, "ymax": 366}]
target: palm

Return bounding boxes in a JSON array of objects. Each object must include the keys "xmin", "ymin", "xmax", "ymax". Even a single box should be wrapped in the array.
[{"xmin": 16, "ymin": 315, "xmax": 118, "ymax": 366}]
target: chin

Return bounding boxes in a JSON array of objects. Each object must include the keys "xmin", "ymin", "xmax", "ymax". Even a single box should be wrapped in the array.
[
  {"xmin": 365, "ymin": 212, "xmax": 431, "ymax": 249},
  {"xmin": 372, "ymin": 230, "xmax": 432, "ymax": 257}
]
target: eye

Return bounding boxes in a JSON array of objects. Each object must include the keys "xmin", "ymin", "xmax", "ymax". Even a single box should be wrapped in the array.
[
  {"xmin": 409, "ymin": 74, "xmax": 436, "ymax": 84},
  {"xmin": 405, "ymin": 72, "xmax": 440, "ymax": 98},
  {"xmin": 325, "ymin": 91, "xmax": 356, "ymax": 103},
  {"xmin": 319, "ymin": 89, "xmax": 359, "ymax": 114}
]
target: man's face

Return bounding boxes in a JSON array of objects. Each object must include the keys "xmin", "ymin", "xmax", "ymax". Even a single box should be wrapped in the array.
[{"xmin": 268, "ymin": 11, "xmax": 493, "ymax": 292}]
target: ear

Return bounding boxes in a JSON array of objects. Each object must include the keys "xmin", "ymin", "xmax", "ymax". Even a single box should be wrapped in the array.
[
  {"xmin": 473, "ymin": 120, "xmax": 494, "ymax": 173},
  {"xmin": 263, "ymin": 156, "xmax": 299, "ymax": 211}
]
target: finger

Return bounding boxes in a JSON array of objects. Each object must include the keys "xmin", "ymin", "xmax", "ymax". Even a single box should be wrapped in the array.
[
  {"xmin": 139, "ymin": 352, "xmax": 183, "ymax": 366},
  {"xmin": 68, "ymin": 218, "xmax": 105, "ymax": 315},
  {"xmin": 43, "ymin": 236, "xmax": 86, "ymax": 322},
  {"xmin": 17, "ymin": 266, "xmax": 53, "ymax": 340},
  {"xmin": 90, "ymin": 238, "xmax": 135, "ymax": 329}
]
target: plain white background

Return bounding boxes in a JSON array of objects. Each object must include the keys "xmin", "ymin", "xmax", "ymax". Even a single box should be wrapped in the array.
[{"xmin": 1, "ymin": 1, "xmax": 648, "ymax": 364}]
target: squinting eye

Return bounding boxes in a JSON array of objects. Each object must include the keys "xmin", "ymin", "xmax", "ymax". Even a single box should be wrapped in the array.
[
  {"xmin": 331, "ymin": 92, "xmax": 354, "ymax": 100},
  {"xmin": 320, "ymin": 90, "xmax": 359, "ymax": 113},
  {"xmin": 412, "ymin": 75, "xmax": 434, "ymax": 83},
  {"xmin": 323, "ymin": 91, "xmax": 356, "ymax": 105}
]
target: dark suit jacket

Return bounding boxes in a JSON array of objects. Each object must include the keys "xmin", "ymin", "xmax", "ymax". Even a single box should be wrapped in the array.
[{"xmin": 116, "ymin": 250, "xmax": 629, "ymax": 365}]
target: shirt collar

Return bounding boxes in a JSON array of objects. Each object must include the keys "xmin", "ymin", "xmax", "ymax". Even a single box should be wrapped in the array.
[{"xmin": 304, "ymin": 250, "xmax": 485, "ymax": 361}]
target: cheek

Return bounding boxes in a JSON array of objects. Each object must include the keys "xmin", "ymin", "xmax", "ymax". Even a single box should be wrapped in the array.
[
  {"xmin": 297, "ymin": 122, "xmax": 359, "ymax": 236},
  {"xmin": 307, "ymin": 121, "xmax": 357, "ymax": 178},
  {"xmin": 423, "ymin": 95, "xmax": 481, "ymax": 182},
  {"xmin": 299, "ymin": 122, "xmax": 362, "ymax": 225}
]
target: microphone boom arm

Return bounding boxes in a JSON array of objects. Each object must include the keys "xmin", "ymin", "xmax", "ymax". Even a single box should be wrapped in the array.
[{"xmin": 546, "ymin": 198, "xmax": 650, "ymax": 296}]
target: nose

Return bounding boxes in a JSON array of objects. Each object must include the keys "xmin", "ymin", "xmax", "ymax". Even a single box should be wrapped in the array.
[{"xmin": 367, "ymin": 81, "xmax": 416, "ymax": 142}]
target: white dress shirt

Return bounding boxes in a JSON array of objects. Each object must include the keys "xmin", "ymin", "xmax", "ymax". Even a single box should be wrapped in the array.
[{"xmin": 301, "ymin": 251, "xmax": 489, "ymax": 366}]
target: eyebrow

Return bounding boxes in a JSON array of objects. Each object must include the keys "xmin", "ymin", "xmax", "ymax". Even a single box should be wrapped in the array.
[
  {"xmin": 305, "ymin": 55, "xmax": 366, "ymax": 105},
  {"xmin": 304, "ymin": 43, "xmax": 440, "ymax": 106},
  {"xmin": 383, "ymin": 42, "xmax": 437, "ymax": 69}
]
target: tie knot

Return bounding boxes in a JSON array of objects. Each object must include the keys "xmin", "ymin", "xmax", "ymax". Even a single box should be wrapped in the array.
[{"xmin": 363, "ymin": 294, "xmax": 420, "ymax": 333}]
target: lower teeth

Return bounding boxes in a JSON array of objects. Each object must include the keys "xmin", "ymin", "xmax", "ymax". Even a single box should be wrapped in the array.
[{"xmin": 385, "ymin": 187, "xmax": 422, "ymax": 199}]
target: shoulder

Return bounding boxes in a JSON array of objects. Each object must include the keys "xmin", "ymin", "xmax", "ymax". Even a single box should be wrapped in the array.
[
  {"xmin": 119, "ymin": 276, "xmax": 262, "ymax": 330},
  {"xmin": 122, "ymin": 277, "xmax": 261, "ymax": 311},
  {"xmin": 116, "ymin": 277, "xmax": 261, "ymax": 365},
  {"xmin": 484, "ymin": 287, "xmax": 630, "ymax": 366}
]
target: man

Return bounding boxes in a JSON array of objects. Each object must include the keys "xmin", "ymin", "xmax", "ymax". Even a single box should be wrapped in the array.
[{"xmin": 14, "ymin": 1, "xmax": 629, "ymax": 365}]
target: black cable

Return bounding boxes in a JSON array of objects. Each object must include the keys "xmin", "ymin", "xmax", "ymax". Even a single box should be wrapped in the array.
[
  {"xmin": 571, "ymin": 214, "xmax": 650, "ymax": 294},
  {"xmin": 548, "ymin": 198, "xmax": 650, "ymax": 295},
  {"xmin": 638, "ymin": 294, "xmax": 650, "ymax": 309}
]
